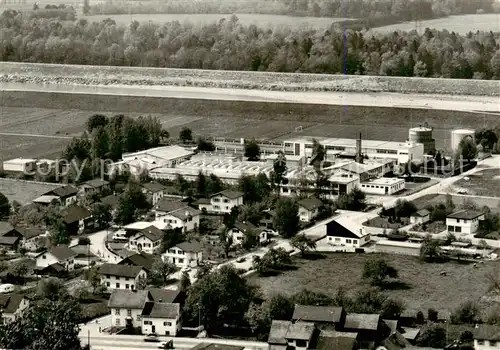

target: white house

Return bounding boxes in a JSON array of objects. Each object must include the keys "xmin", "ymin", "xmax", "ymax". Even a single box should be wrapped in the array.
[
  {"xmin": 141, "ymin": 182, "xmax": 166, "ymax": 206},
  {"xmin": 99, "ymin": 263, "xmax": 147, "ymax": 291},
  {"xmin": 360, "ymin": 178, "xmax": 405, "ymax": 195},
  {"xmin": 35, "ymin": 245, "xmax": 77, "ymax": 271},
  {"xmin": 108, "ymin": 289, "xmax": 150, "ymax": 328},
  {"xmin": 446, "ymin": 210, "xmax": 486, "ymax": 235},
  {"xmin": 209, "ymin": 190, "xmax": 244, "ymax": 214},
  {"xmin": 40, "ymin": 185, "xmax": 79, "ymax": 207},
  {"xmin": 2, "ymin": 158, "xmax": 37, "ymax": 174},
  {"xmin": 474, "ymin": 324, "xmax": 500, "ymax": 350},
  {"xmin": 297, "ymin": 197, "xmax": 323, "ymax": 223},
  {"xmin": 0, "ymin": 294, "xmax": 30, "ymax": 324},
  {"xmin": 160, "ymin": 207, "xmax": 201, "ymax": 233},
  {"xmin": 141, "ymin": 302, "xmax": 181, "ymax": 336},
  {"xmin": 268, "ymin": 320, "xmax": 316, "ymax": 350},
  {"xmin": 162, "ymin": 241, "xmax": 203, "ymax": 268},
  {"xmin": 227, "ymin": 221, "xmax": 268, "ymax": 247},
  {"xmin": 410, "ymin": 209, "xmax": 431, "ymax": 225},
  {"xmin": 128, "ymin": 226, "xmax": 164, "ymax": 255},
  {"xmin": 317, "ymin": 219, "xmax": 370, "ymax": 249}
]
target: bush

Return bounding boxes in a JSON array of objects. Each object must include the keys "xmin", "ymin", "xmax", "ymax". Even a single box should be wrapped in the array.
[{"xmin": 80, "ymin": 301, "xmax": 109, "ymax": 323}]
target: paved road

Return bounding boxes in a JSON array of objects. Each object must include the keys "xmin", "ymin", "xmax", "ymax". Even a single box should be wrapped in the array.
[
  {"xmin": 0, "ymin": 132, "xmax": 73, "ymax": 139},
  {"xmin": 88, "ymin": 229, "xmax": 121, "ymax": 263}
]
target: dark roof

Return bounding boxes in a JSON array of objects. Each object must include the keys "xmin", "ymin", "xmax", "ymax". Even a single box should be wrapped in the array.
[
  {"xmin": 155, "ymin": 198, "xmax": 188, "ymax": 213},
  {"xmin": 47, "ymin": 245, "xmax": 77, "ymax": 261},
  {"xmin": 381, "ymin": 331, "xmax": 412, "ymax": 350},
  {"xmin": 0, "ymin": 294, "xmax": 25, "ymax": 314},
  {"xmin": 268, "ymin": 320, "xmax": 315, "ymax": 344},
  {"xmin": 0, "ymin": 222, "xmax": 15, "ymax": 236},
  {"xmin": 413, "ymin": 209, "xmax": 430, "ymax": 217},
  {"xmin": 119, "ymin": 252, "xmax": 155, "ymax": 272},
  {"xmin": 211, "ymin": 190, "xmax": 243, "ymax": 200},
  {"xmin": 383, "ymin": 319, "xmax": 399, "ymax": 333},
  {"xmin": 148, "ymin": 288, "xmax": 181, "ymax": 303},
  {"xmin": 298, "ymin": 197, "xmax": 323, "ymax": 211},
  {"xmin": 194, "ymin": 198, "xmax": 211, "ymax": 205},
  {"xmin": 99, "ymin": 263, "xmax": 143, "ymax": 278},
  {"xmin": 141, "ymin": 302, "xmax": 180, "ymax": 318},
  {"xmin": 45, "ymin": 185, "xmax": 78, "ymax": 198},
  {"xmin": 189, "ymin": 344, "xmax": 245, "ymax": 350},
  {"xmin": 83, "ymin": 179, "xmax": 109, "ymax": 188},
  {"xmin": 344, "ymin": 313, "xmax": 380, "ymax": 331},
  {"xmin": 326, "ymin": 220, "xmax": 360, "ymax": 239},
  {"xmin": 141, "ymin": 182, "xmax": 166, "ymax": 193},
  {"xmin": 447, "ymin": 210, "xmax": 485, "ymax": 220},
  {"xmin": 100, "ymin": 194, "xmax": 120, "ymax": 208},
  {"xmin": 39, "ymin": 262, "xmax": 65, "ymax": 274},
  {"xmin": 137, "ymin": 226, "xmax": 164, "ymax": 242},
  {"xmin": 292, "ymin": 305, "xmax": 344, "ymax": 323},
  {"xmin": 0, "ymin": 235, "xmax": 20, "ymax": 246},
  {"xmin": 168, "ymin": 206, "xmax": 201, "ymax": 220},
  {"xmin": 175, "ymin": 241, "xmax": 202, "ymax": 253},
  {"xmin": 268, "ymin": 320, "xmax": 291, "ymax": 345},
  {"xmin": 108, "ymin": 289, "xmax": 149, "ymax": 309},
  {"xmin": 316, "ymin": 335, "xmax": 357, "ymax": 350},
  {"xmin": 62, "ymin": 205, "xmax": 91, "ymax": 224},
  {"xmin": 474, "ymin": 324, "xmax": 500, "ymax": 341},
  {"xmin": 233, "ymin": 221, "xmax": 257, "ymax": 233},
  {"xmin": 16, "ymin": 226, "xmax": 44, "ymax": 240}
]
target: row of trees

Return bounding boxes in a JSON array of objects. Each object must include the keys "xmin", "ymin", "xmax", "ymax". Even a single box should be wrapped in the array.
[
  {"xmin": 1, "ymin": 12, "xmax": 500, "ymax": 79},
  {"xmin": 87, "ymin": 0, "xmax": 500, "ymax": 20}
]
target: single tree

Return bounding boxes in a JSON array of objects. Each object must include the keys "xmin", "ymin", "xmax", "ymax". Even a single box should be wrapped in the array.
[
  {"xmin": 417, "ymin": 325, "xmax": 447, "ymax": 348},
  {"xmin": 92, "ymin": 203, "xmax": 113, "ymax": 228},
  {"xmin": 179, "ymin": 271, "xmax": 191, "ymax": 293},
  {"xmin": 8, "ymin": 258, "xmax": 30, "ymax": 279},
  {"xmin": 310, "ymin": 138, "xmax": 325, "ymax": 168},
  {"xmin": 246, "ymin": 294, "xmax": 294, "ymax": 339},
  {"xmin": 36, "ymin": 277, "xmax": 69, "ymax": 301},
  {"xmin": 457, "ymin": 137, "xmax": 477, "ymax": 163},
  {"xmin": 179, "ymin": 127, "xmax": 193, "ymax": 143},
  {"xmin": 273, "ymin": 198, "xmax": 300, "ymax": 238},
  {"xmin": 151, "ymin": 258, "xmax": 177, "ymax": 285},
  {"xmin": 0, "ymin": 192, "xmax": 10, "ymax": 218},
  {"xmin": 86, "ymin": 266, "xmax": 102, "ymax": 294},
  {"xmin": 161, "ymin": 228, "xmax": 184, "ymax": 252},
  {"xmin": 197, "ymin": 137, "xmax": 215, "ymax": 152},
  {"xmin": 380, "ymin": 298, "xmax": 405, "ymax": 319},
  {"xmin": 290, "ymin": 234, "xmax": 316, "ymax": 256},
  {"xmin": 244, "ymin": 139, "xmax": 261, "ymax": 161},
  {"xmin": 82, "ymin": 0, "xmax": 89, "ymax": 14},
  {"xmin": 450, "ymin": 301, "xmax": 480, "ymax": 324},
  {"xmin": 362, "ymin": 258, "xmax": 399, "ymax": 286},
  {"xmin": 271, "ymin": 151, "xmax": 287, "ymax": 189},
  {"xmin": 218, "ymin": 226, "xmax": 234, "ymax": 258},
  {"xmin": 136, "ymin": 274, "xmax": 148, "ymax": 290},
  {"xmin": 420, "ymin": 238, "xmax": 442, "ymax": 262}
]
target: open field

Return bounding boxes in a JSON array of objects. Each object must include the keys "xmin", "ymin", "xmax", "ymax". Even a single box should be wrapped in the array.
[
  {"xmin": 372, "ymin": 14, "xmax": 500, "ymax": 35},
  {"xmin": 84, "ymin": 13, "xmax": 350, "ymax": 29},
  {"xmin": 2, "ymin": 62, "xmax": 500, "ymax": 97},
  {"xmin": 0, "ymin": 178, "xmax": 61, "ymax": 205},
  {"xmin": 412, "ymin": 193, "xmax": 500, "ymax": 212},
  {"xmin": 451, "ymin": 169, "xmax": 500, "ymax": 198},
  {"xmin": 248, "ymin": 253, "xmax": 500, "ymax": 313}
]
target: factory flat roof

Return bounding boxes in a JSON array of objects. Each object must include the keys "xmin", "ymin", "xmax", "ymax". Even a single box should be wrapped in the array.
[
  {"xmin": 283, "ymin": 136, "xmax": 418, "ymax": 150},
  {"xmin": 376, "ymin": 240, "xmax": 422, "ymax": 249},
  {"xmin": 361, "ymin": 177, "xmax": 405, "ymax": 185},
  {"xmin": 122, "ymin": 145, "xmax": 194, "ymax": 161},
  {"xmin": 3, "ymin": 158, "xmax": 36, "ymax": 165}
]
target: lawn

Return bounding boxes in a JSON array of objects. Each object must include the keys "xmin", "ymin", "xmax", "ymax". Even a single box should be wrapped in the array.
[
  {"xmin": 248, "ymin": 253, "xmax": 500, "ymax": 314},
  {"xmin": 84, "ymin": 13, "xmax": 351, "ymax": 29},
  {"xmin": 412, "ymin": 193, "xmax": 500, "ymax": 213},
  {"xmin": 363, "ymin": 216, "xmax": 406, "ymax": 229},
  {"xmin": 452, "ymin": 169, "xmax": 500, "ymax": 198},
  {"xmin": 0, "ymin": 178, "xmax": 61, "ymax": 205},
  {"xmin": 413, "ymin": 220, "xmax": 447, "ymax": 234},
  {"xmin": 372, "ymin": 14, "xmax": 500, "ymax": 35}
]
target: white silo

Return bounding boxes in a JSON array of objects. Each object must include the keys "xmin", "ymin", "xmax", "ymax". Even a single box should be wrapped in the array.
[{"xmin": 451, "ymin": 129, "xmax": 475, "ymax": 151}]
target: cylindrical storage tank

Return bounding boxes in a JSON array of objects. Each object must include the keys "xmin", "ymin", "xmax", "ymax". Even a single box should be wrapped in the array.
[
  {"xmin": 409, "ymin": 127, "xmax": 435, "ymax": 154},
  {"xmin": 451, "ymin": 129, "xmax": 475, "ymax": 151}
]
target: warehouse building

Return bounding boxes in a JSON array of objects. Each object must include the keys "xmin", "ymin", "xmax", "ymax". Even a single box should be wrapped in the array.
[
  {"xmin": 375, "ymin": 240, "xmax": 422, "ymax": 256},
  {"xmin": 360, "ymin": 178, "xmax": 406, "ymax": 195}
]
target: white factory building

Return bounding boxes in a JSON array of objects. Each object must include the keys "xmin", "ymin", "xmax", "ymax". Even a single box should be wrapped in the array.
[{"xmin": 283, "ymin": 136, "xmax": 424, "ymax": 164}]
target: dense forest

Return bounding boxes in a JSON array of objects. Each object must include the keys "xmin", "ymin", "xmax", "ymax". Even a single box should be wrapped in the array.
[
  {"xmin": 88, "ymin": 0, "xmax": 500, "ymax": 20},
  {"xmin": 1, "ymin": 11, "xmax": 500, "ymax": 79}
]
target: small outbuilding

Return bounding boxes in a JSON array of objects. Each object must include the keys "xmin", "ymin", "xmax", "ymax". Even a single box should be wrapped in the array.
[{"xmin": 410, "ymin": 209, "xmax": 431, "ymax": 225}]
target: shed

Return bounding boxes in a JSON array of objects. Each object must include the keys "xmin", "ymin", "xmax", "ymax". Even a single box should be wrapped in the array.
[{"xmin": 410, "ymin": 209, "xmax": 431, "ymax": 225}]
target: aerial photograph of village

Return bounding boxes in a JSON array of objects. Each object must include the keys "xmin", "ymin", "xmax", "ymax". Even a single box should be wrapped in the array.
[{"xmin": 0, "ymin": 0, "xmax": 499, "ymax": 349}]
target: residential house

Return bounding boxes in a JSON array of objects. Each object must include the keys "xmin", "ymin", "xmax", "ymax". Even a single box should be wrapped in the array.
[
  {"xmin": 189, "ymin": 344, "xmax": 244, "ymax": 350},
  {"xmin": 474, "ymin": 324, "xmax": 500, "ymax": 350},
  {"xmin": 0, "ymin": 294, "xmax": 30, "ymax": 324},
  {"xmin": 62, "ymin": 205, "xmax": 93, "ymax": 235},
  {"xmin": 128, "ymin": 226, "xmax": 164, "ymax": 255},
  {"xmin": 99, "ymin": 194, "xmax": 120, "ymax": 216},
  {"xmin": 141, "ymin": 182, "xmax": 166, "ymax": 206},
  {"xmin": 259, "ymin": 209, "xmax": 276, "ymax": 232},
  {"xmin": 141, "ymin": 302, "xmax": 181, "ymax": 336},
  {"xmin": 209, "ymin": 190, "xmax": 244, "ymax": 214},
  {"xmin": 71, "ymin": 244, "xmax": 100, "ymax": 267},
  {"xmin": 16, "ymin": 226, "xmax": 46, "ymax": 251},
  {"xmin": 410, "ymin": 209, "xmax": 431, "ymax": 225},
  {"xmin": 119, "ymin": 252, "xmax": 155, "ymax": 274},
  {"xmin": 315, "ymin": 332, "xmax": 357, "ymax": 350},
  {"xmin": 159, "ymin": 206, "xmax": 201, "ymax": 233},
  {"xmin": 0, "ymin": 222, "xmax": 22, "ymax": 251},
  {"xmin": 99, "ymin": 263, "xmax": 147, "ymax": 290},
  {"xmin": 343, "ymin": 313, "xmax": 387, "ymax": 349},
  {"xmin": 35, "ymin": 245, "xmax": 77, "ymax": 272},
  {"xmin": 298, "ymin": 197, "xmax": 323, "ymax": 223},
  {"xmin": 79, "ymin": 179, "xmax": 110, "ymax": 198},
  {"xmin": 227, "ymin": 221, "xmax": 268, "ymax": 247},
  {"xmin": 268, "ymin": 320, "xmax": 316, "ymax": 350},
  {"xmin": 41, "ymin": 185, "xmax": 79, "ymax": 207},
  {"xmin": 108, "ymin": 289, "xmax": 150, "ymax": 328},
  {"xmin": 446, "ymin": 210, "xmax": 486, "ymax": 235},
  {"xmin": 162, "ymin": 241, "xmax": 203, "ymax": 268},
  {"xmin": 317, "ymin": 219, "xmax": 370, "ymax": 249},
  {"xmin": 193, "ymin": 198, "xmax": 212, "ymax": 213},
  {"xmin": 154, "ymin": 198, "xmax": 191, "ymax": 218},
  {"xmin": 292, "ymin": 305, "xmax": 346, "ymax": 330}
]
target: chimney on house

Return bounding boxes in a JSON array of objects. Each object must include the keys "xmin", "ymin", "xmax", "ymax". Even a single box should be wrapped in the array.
[{"xmin": 355, "ymin": 133, "xmax": 363, "ymax": 164}]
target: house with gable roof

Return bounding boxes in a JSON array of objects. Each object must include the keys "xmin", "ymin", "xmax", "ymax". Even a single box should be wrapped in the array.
[
  {"xmin": 128, "ymin": 225, "xmax": 164, "ymax": 254},
  {"xmin": 297, "ymin": 197, "xmax": 323, "ymax": 223},
  {"xmin": 162, "ymin": 241, "xmax": 203, "ymax": 268},
  {"xmin": 141, "ymin": 301, "xmax": 181, "ymax": 336},
  {"xmin": 474, "ymin": 324, "xmax": 500, "ymax": 350},
  {"xmin": 79, "ymin": 179, "xmax": 110, "ymax": 198},
  {"xmin": 99, "ymin": 263, "xmax": 147, "ymax": 290},
  {"xmin": 38, "ymin": 185, "xmax": 79, "ymax": 207},
  {"xmin": 141, "ymin": 182, "xmax": 167, "ymax": 206},
  {"xmin": 108, "ymin": 289, "xmax": 150, "ymax": 328},
  {"xmin": 316, "ymin": 218, "xmax": 370, "ymax": 250},
  {"xmin": 209, "ymin": 190, "xmax": 244, "ymax": 214},
  {"xmin": 268, "ymin": 320, "xmax": 316, "ymax": 350},
  {"xmin": 159, "ymin": 206, "xmax": 201, "ymax": 233},
  {"xmin": 35, "ymin": 245, "xmax": 77, "ymax": 272},
  {"xmin": 227, "ymin": 221, "xmax": 268, "ymax": 247},
  {"xmin": 0, "ymin": 294, "xmax": 30, "ymax": 324}
]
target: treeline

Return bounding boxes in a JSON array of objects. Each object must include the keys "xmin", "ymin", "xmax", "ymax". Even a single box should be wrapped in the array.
[
  {"xmin": 88, "ymin": 0, "xmax": 500, "ymax": 20},
  {"xmin": 31, "ymin": 4, "xmax": 76, "ymax": 21},
  {"xmin": 1, "ymin": 12, "xmax": 500, "ymax": 79}
]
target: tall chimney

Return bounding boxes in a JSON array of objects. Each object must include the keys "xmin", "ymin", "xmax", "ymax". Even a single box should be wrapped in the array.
[{"xmin": 356, "ymin": 133, "xmax": 363, "ymax": 164}]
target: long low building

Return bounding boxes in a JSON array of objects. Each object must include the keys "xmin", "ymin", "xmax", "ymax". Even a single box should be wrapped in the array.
[
  {"xmin": 375, "ymin": 240, "xmax": 422, "ymax": 256},
  {"xmin": 360, "ymin": 177, "xmax": 405, "ymax": 195}
]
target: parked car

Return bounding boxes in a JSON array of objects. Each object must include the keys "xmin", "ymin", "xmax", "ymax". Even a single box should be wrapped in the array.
[
  {"xmin": 0, "ymin": 284, "xmax": 15, "ymax": 294},
  {"xmin": 144, "ymin": 333, "xmax": 160, "ymax": 342},
  {"xmin": 158, "ymin": 340, "xmax": 174, "ymax": 349}
]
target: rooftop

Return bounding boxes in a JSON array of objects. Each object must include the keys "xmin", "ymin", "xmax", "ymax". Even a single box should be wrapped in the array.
[
  {"xmin": 0, "ymin": 294, "xmax": 26, "ymax": 314},
  {"xmin": 0, "ymin": 222, "xmax": 15, "ymax": 236},
  {"xmin": 141, "ymin": 302, "xmax": 180, "ymax": 319},
  {"xmin": 316, "ymin": 335, "xmax": 357, "ymax": 350},
  {"xmin": 361, "ymin": 177, "xmax": 405, "ymax": 186},
  {"xmin": 119, "ymin": 252, "xmax": 155, "ymax": 272},
  {"xmin": 100, "ymin": 194, "xmax": 120, "ymax": 208},
  {"xmin": 45, "ymin": 185, "xmax": 79, "ymax": 198},
  {"xmin": 189, "ymin": 344, "xmax": 245, "ymax": 350},
  {"xmin": 298, "ymin": 197, "xmax": 323, "ymax": 211},
  {"xmin": 412, "ymin": 209, "xmax": 430, "ymax": 217},
  {"xmin": 32, "ymin": 195, "xmax": 60, "ymax": 204},
  {"xmin": 122, "ymin": 145, "xmax": 194, "ymax": 162},
  {"xmin": 474, "ymin": 324, "xmax": 500, "ymax": 341},
  {"xmin": 344, "ymin": 313, "xmax": 380, "ymax": 331},
  {"xmin": 0, "ymin": 235, "xmax": 21, "ymax": 246},
  {"xmin": 284, "ymin": 136, "xmax": 419, "ymax": 150},
  {"xmin": 137, "ymin": 226, "xmax": 164, "ymax": 242},
  {"xmin": 62, "ymin": 205, "xmax": 91, "ymax": 224},
  {"xmin": 99, "ymin": 263, "xmax": 143, "ymax": 278},
  {"xmin": 292, "ymin": 304, "xmax": 344, "ymax": 323},
  {"xmin": 447, "ymin": 210, "xmax": 485, "ymax": 220},
  {"xmin": 108, "ymin": 289, "xmax": 149, "ymax": 309},
  {"xmin": 167, "ymin": 206, "xmax": 201, "ymax": 221},
  {"xmin": 141, "ymin": 182, "xmax": 166, "ymax": 193},
  {"xmin": 175, "ymin": 241, "xmax": 203, "ymax": 253},
  {"xmin": 83, "ymin": 178, "xmax": 109, "ymax": 188},
  {"xmin": 148, "ymin": 288, "xmax": 181, "ymax": 303},
  {"xmin": 233, "ymin": 221, "xmax": 257, "ymax": 233},
  {"xmin": 212, "ymin": 190, "xmax": 244, "ymax": 200},
  {"xmin": 155, "ymin": 198, "xmax": 189, "ymax": 213},
  {"xmin": 326, "ymin": 219, "xmax": 366, "ymax": 239},
  {"xmin": 45, "ymin": 245, "xmax": 76, "ymax": 261},
  {"xmin": 124, "ymin": 221, "xmax": 156, "ymax": 231},
  {"xmin": 16, "ymin": 226, "xmax": 44, "ymax": 240}
]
